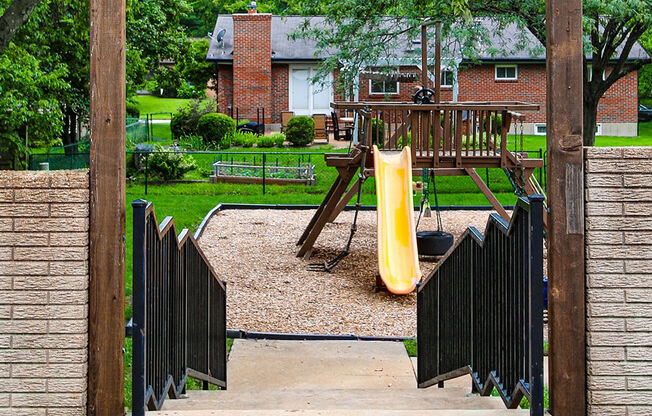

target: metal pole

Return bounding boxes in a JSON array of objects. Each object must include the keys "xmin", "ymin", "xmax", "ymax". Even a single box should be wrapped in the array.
[
  {"xmin": 528, "ymin": 194, "xmax": 545, "ymax": 416},
  {"xmin": 131, "ymin": 199, "xmax": 147, "ymax": 416},
  {"xmin": 145, "ymin": 153, "xmax": 149, "ymax": 195},
  {"xmin": 262, "ymin": 153, "xmax": 266, "ymax": 195}
]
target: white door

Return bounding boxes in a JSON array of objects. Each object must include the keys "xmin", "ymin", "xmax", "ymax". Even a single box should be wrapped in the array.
[{"xmin": 289, "ymin": 66, "xmax": 333, "ymax": 116}]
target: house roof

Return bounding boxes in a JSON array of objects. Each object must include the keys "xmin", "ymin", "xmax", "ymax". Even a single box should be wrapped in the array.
[{"xmin": 206, "ymin": 15, "xmax": 651, "ymax": 64}]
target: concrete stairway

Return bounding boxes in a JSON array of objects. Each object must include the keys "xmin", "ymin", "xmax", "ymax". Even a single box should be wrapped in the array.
[{"xmin": 151, "ymin": 340, "xmax": 528, "ymax": 415}]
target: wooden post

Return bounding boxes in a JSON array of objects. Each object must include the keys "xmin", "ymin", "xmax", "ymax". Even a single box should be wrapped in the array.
[
  {"xmin": 421, "ymin": 24, "xmax": 429, "ymax": 89},
  {"xmin": 88, "ymin": 0, "xmax": 126, "ymax": 413},
  {"xmin": 545, "ymin": 0, "xmax": 586, "ymax": 414},
  {"xmin": 434, "ymin": 22, "xmax": 441, "ymax": 103}
]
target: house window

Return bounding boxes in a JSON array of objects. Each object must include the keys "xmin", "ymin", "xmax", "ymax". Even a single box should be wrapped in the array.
[
  {"xmin": 369, "ymin": 79, "xmax": 399, "ymax": 95},
  {"xmin": 441, "ymin": 70, "xmax": 455, "ymax": 87},
  {"xmin": 289, "ymin": 66, "xmax": 333, "ymax": 116},
  {"xmin": 495, "ymin": 64, "xmax": 518, "ymax": 81},
  {"xmin": 587, "ymin": 64, "xmax": 606, "ymax": 82},
  {"xmin": 534, "ymin": 123, "xmax": 547, "ymax": 136}
]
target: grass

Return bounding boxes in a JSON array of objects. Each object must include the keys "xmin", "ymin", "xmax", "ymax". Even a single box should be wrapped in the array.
[{"xmin": 133, "ymin": 96, "xmax": 207, "ymax": 119}]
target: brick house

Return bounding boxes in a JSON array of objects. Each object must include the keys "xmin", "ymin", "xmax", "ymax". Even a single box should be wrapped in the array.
[{"xmin": 207, "ymin": 13, "xmax": 650, "ymax": 136}]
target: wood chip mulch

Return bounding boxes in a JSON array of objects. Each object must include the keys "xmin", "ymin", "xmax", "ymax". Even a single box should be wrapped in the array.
[{"xmin": 197, "ymin": 208, "xmax": 523, "ymax": 337}]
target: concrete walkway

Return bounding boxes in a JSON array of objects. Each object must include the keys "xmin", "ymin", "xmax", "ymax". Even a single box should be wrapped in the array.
[{"xmin": 152, "ymin": 340, "xmax": 528, "ymax": 415}]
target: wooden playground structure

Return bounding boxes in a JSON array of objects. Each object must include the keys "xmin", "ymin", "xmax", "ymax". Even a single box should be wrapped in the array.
[
  {"xmin": 297, "ymin": 22, "xmax": 545, "ymax": 259},
  {"xmin": 297, "ymin": 101, "xmax": 546, "ymax": 258}
]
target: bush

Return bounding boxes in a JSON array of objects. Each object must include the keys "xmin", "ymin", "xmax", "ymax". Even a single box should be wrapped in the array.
[
  {"xmin": 240, "ymin": 132, "xmax": 258, "ymax": 148},
  {"xmin": 482, "ymin": 113, "xmax": 503, "ymax": 135},
  {"xmin": 370, "ymin": 118, "xmax": 385, "ymax": 146},
  {"xmin": 271, "ymin": 133, "xmax": 285, "ymax": 148},
  {"xmin": 178, "ymin": 135, "xmax": 208, "ymax": 151},
  {"xmin": 170, "ymin": 99, "xmax": 217, "ymax": 138},
  {"xmin": 177, "ymin": 82, "xmax": 205, "ymax": 99},
  {"xmin": 197, "ymin": 113, "xmax": 236, "ymax": 148},
  {"xmin": 258, "ymin": 135, "xmax": 275, "ymax": 148},
  {"xmin": 126, "ymin": 101, "xmax": 140, "ymax": 119},
  {"xmin": 231, "ymin": 132, "xmax": 245, "ymax": 147},
  {"xmin": 285, "ymin": 116, "xmax": 315, "ymax": 147},
  {"xmin": 147, "ymin": 147, "xmax": 198, "ymax": 181}
]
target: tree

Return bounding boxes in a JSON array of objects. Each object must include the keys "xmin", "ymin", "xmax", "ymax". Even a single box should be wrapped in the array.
[
  {"xmin": 293, "ymin": 0, "xmax": 652, "ymax": 145},
  {"xmin": 639, "ymin": 31, "xmax": 652, "ymax": 99},
  {"xmin": 0, "ymin": 0, "xmax": 42, "ymax": 53}
]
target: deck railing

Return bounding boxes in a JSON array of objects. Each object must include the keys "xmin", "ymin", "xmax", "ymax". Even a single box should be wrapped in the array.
[
  {"xmin": 333, "ymin": 101, "xmax": 539, "ymax": 169},
  {"xmin": 417, "ymin": 195, "xmax": 544, "ymax": 415},
  {"xmin": 131, "ymin": 200, "xmax": 227, "ymax": 415}
]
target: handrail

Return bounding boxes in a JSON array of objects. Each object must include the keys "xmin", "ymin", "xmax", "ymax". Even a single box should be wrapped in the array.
[
  {"xmin": 131, "ymin": 200, "xmax": 227, "ymax": 415},
  {"xmin": 417, "ymin": 195, "xmax": 544, "ymax": 415}
]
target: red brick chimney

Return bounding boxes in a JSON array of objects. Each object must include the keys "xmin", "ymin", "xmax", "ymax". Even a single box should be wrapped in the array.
[{"xmin": 232, "ymin": 12, "xmax": 272, "ymax": 123}]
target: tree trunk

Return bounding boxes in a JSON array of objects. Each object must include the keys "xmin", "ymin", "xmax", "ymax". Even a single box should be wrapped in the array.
[
  {"xmin": 583, "ymin": 97, "xmax": 599, "ymax": 146},
  {"xmin": 0, "ymin": 0, "xmax": 43, "ymax": 53}
]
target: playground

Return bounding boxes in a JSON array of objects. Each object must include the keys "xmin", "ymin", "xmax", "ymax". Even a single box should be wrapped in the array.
[{"xmin": 198, "ymin": 207, "xmax": 509, "ymax": 336}]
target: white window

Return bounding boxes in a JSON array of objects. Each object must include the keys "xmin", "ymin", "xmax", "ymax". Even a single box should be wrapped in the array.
[
  {"xmin": 289, "ymin": 66, "xmax": 333, "ymax": 116},
  {"xmin": 534, "ymin": 124, "xmax": 547, "ymax": 136},
  {"xmin": 441, "ymin": 70, "xmax": 455, "ymax": 87},
  {"xmin": 495, "ymin": 64, "xmax": 518, "ymax": 81},
  {"xmin": 587, "ymin": 64, "xmax": 606, "ymax": 82},
  {"xmin": 369, "ymin": 79, "xmax": 399, "ymax": 95}
]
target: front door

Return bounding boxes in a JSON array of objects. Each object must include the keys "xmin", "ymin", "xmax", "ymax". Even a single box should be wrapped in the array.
[{"xmin": 289, "ymin": 65, "xmax": 332, "ymax": 116}]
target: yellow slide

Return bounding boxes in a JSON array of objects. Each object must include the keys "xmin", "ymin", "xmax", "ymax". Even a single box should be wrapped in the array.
[{"xmin": 373, "ymin": 145, "xmax": 422, "ymax": 294}]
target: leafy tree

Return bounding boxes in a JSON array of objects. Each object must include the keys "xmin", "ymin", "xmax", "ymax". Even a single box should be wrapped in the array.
[
  {"xmin": 0, "ymin": 43, "xmax": 68, "ymax": 167},
  {"xmin": 178, "ymin": 39, "xmax": 215, "ymax": 95},
  {"xmin": 0, "ymin": 0, "xmax": 42, "ymax": 53},
  {"xmin": 639, "ymin": 31, "xmax": 652, "ymax": 99},
  {"xmin": 293, "ymin": 0, "xmax": 652, "ymax": 145}
]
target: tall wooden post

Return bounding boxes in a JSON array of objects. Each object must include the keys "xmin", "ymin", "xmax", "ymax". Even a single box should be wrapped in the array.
[
  {"xmin": 88, "ymin": 0, "xmax": 126, "ymax": 413},
  {"xmin": 434, "ymin": 22, "xmax": 441, "ymax": 103},
  {"xmin": 421, "ymin": 24, "xmax": 429, "ymax": 89},
  {"xmin": 546, "ymin": 1, "xmax": 586, "ymax": 414}
]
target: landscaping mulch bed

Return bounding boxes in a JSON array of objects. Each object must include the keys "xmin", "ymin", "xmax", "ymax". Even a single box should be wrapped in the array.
[{"xmin": 198, "ymin": 208, "xmax": 516, "ymax": 337}]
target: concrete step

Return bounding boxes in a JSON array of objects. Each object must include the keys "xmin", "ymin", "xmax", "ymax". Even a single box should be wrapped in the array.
[
  {"xmin": 226, "ymin": 339, "xmax": 417, "ymax": 390},
  {"xmin": 156, "ymin": 388, "xmax": 510, "ymax": 411},
  {"xmin": 151, "ymin": 409, "xmax": 528, "ymax": 415}
]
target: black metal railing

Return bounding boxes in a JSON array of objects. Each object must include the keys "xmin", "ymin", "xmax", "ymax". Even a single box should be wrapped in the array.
[
  {"xmin": 417, "ymin": 195, "xmax": 544, "ymax": 415},
  {"xmin": 132, "ymin": 200, "xmax": 227, "ymax": 415}
]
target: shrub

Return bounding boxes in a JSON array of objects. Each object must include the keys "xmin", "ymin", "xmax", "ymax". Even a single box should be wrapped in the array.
[
  {"xmin": 271, "ymin": 133, "xmax": 285, "ymax": 148},
  {"xmin": 197, "ymin": 112, "xmax": 236, "ymax": 148},
  {"xmin": 170, "ymin": 99, "xmax": 217, "ymax": 138},
  {"xmin": 231, "ymin": 132, "xmax": 245, "ymax": 147},
  {"xmin": 241, "ymin": 132, "xmax": 258, "ymax": 148},
  {"xmin": 126, "ymin": 101, "xmax": 140, "ymax": 119},
  {"xmin": 177, "ymin": 82, "xmax": 205, "ymax": 99},
  {"xmin": 178, "ymin": 135, "xmax": 208, "ymax": 151},
  {"xmin": 285, "ymin": 116, "xmax": 315, "ymax": 147},
  {"xmin": 147, "ymin": 147, "xmax": 198, "ymax": 181},
  {"xmin": 258, "ymin": 135, "xmax": 275, "ymax": 148},
  {"xmin": 370, "ymin": 118, "xmax": 385, "ymax": 146},
  {"xmin": 482, "ymin": 114, "xmax": 503, "ymax": 135}
]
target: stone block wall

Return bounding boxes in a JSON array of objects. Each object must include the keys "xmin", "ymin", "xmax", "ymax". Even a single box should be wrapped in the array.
[
  {"xmin": 0, "ymin": 170, "xmax": 89, "ymax": 415},
  {"xmin": 585, "ymin": 148, "xmax": 652, "ymax": 416}
]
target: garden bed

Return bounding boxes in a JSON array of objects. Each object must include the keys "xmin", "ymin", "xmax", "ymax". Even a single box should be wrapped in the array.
[{"xmin": 197, "ymin": 207, "xmax": 507, "ymax": 337}]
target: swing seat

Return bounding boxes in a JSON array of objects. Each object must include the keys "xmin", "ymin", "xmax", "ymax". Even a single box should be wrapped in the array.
[{"xmin": 416, "ymin": 230, "xmax": 454, "ymax": 257}]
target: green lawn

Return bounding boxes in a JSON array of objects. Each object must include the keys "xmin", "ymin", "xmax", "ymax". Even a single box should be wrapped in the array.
[{"xmin": 133, "ymin": 95, "xmax": 206, "ymax": 118}]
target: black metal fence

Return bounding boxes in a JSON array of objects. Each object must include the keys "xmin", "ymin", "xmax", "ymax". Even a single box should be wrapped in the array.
[
  {"xmin": 131, "ymin": 200, "xmax": 227, "ymax": 415},
  {"xmin": 417, "ymin": 195, "xmax": 544, "ymax": 415}
]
